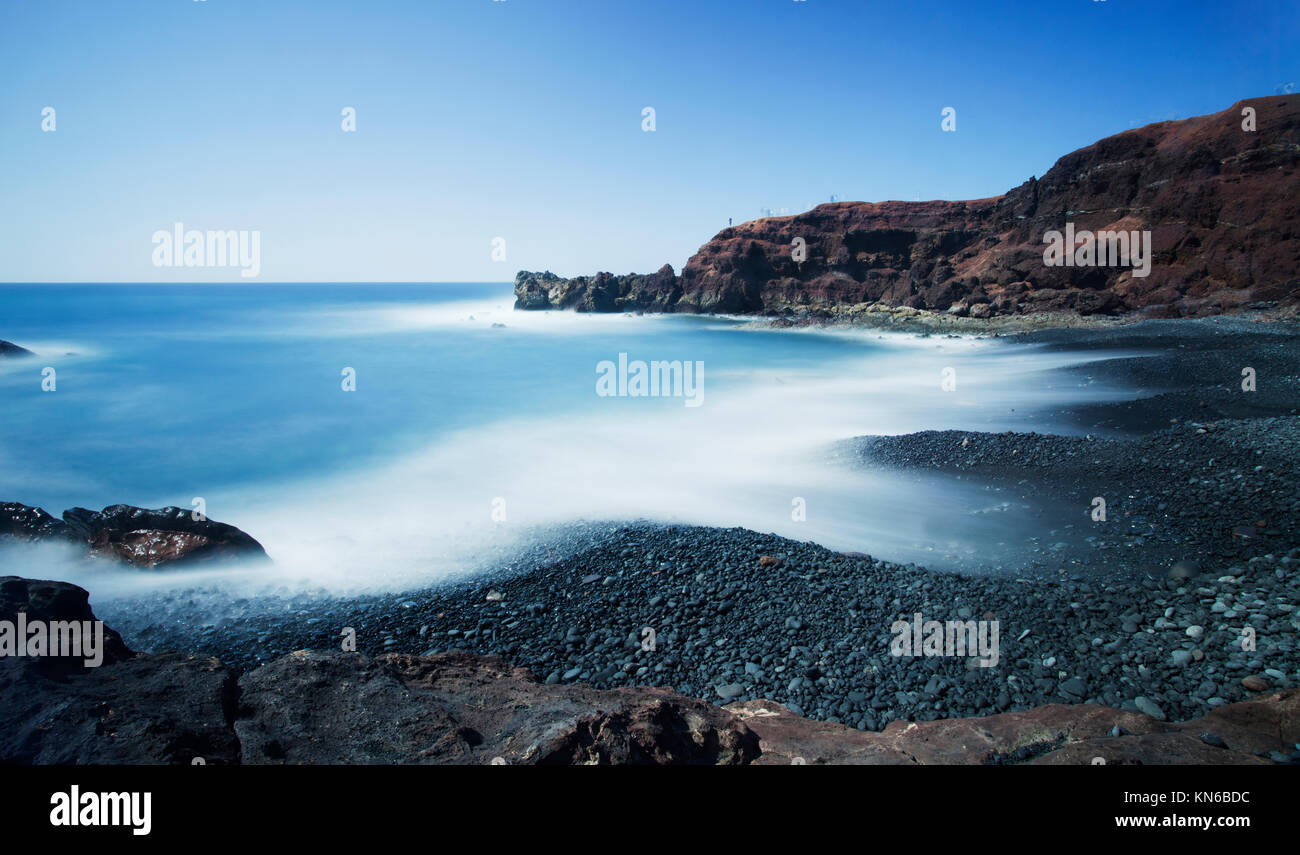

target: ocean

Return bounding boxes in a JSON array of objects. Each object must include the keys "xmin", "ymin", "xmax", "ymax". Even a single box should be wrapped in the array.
[{"xmin": 0, "ymin": 283, "xmax": 1140, "ymax": 598}]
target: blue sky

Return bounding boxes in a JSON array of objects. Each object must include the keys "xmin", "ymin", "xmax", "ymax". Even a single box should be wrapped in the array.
[{"xmin": 1, "ymin": 0, "xmax": 1294, "ymax": 282}]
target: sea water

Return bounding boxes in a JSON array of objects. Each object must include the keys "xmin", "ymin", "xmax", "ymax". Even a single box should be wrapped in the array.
[{"xmin": 0, "ymin": 283, "xmax": 1142, "ymax": 598}]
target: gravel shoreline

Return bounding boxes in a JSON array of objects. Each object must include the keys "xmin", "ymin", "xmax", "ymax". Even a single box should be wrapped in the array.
[
  {"xmin": 116, "ymin": 522, "xmax": 1299, "ymax": 730},
  {"xmin": 107, "ymin": 318, "xmax": 1300, "ymax": 732}
]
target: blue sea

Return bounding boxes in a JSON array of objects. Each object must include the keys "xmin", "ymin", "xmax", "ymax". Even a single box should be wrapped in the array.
[{"xmin": 0, "ymin": 283, "xmax": 1142, "ymax": 597}]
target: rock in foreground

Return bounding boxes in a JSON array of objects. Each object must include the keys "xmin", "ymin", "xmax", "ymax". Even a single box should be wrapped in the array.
[
  {"xmin": 1, "ymin": 577, "xmax": 1295, "ymax": 765},
  {"xmin": 0, "ymin": 340, "xmax": 34, "ymax": 358},
  {"xmin": 236, "ymin": 649, "xmax": 757, "ymax": 765},
  {"xmin": 729, "ymin": 695, "xmax": 1300, "ymax": 765}
]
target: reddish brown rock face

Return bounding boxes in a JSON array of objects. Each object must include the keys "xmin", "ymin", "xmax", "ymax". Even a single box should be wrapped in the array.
[
  {"xmin": 727, "ymin": 693, "xmax": 1300, "ymax": 765},
  {"xmin": 89, "ymin": 529, "xmax": 214, "ymax": 568},
  {"xmin": 517, "ymin": 95, "xmax": 1300, "ymax": 319},
  {"xmin": 60, "ymin": 505, "xmax": 268, "ymax": 568},
  {"xmin": 1, "ymin": 502, "xmax": 268, "ymax": 569},
  {"xmin": 1, "ymin": 577, "xmax": 1294, "ymax": 765}
]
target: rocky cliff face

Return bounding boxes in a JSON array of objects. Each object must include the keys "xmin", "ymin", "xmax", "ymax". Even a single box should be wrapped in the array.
[
  {"xmin": 2, "ymin": 576, "xmax": 1296, "ymax": 765},
  {"xmin": 516, "ymin": 95, "xmax": 1300, "ymax": 319}
]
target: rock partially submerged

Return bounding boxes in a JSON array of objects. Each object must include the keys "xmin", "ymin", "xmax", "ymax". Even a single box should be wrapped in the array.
[
  {"xmin": 0, "ymin": 576, "xmax": 1295, "ymax": 765},
  {"xmin": 0, "ymin": 340, "xmax": 34, "ymax": 358},
  {"xmin": 0, "ymin": 576, "xmax": 133, "ymax": 669},
  {"xmin": 515, "ymin": 265, "xmax": 680, "ymax": 313},
  {"xmin": 0, "ymin": 503, "xmax": 71, "ymax": 541},
  {"xmin": 0, "ymin": 501, "xmax": 267, "ymax": 568}
]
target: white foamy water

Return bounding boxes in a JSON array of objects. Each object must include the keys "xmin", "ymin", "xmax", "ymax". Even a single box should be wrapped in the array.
[{"xmin": 1, "ymin": 284, "xmax": 1151, "ymax": 600}]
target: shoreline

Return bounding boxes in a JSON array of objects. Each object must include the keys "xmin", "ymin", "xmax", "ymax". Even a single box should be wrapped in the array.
[
  {"xmin": 109, "ymin": 519, "xmax": 1298, "ymax": 729},
  {"xmin": 3, "ymin": 314, "xmax": 1298, "ymax": 760},
  {"xmin": 693, "ymin": 303, "xmax": 1299, "ymax": 336},
  {"xmin": 106, "ymin": 315, "xmax": 1300, "ymax": 730}
]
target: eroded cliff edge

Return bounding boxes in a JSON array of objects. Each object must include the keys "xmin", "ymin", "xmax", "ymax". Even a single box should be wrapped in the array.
[{"xmin": 516, "ymin": 95, "xmax": 1300, "ymax": 321}]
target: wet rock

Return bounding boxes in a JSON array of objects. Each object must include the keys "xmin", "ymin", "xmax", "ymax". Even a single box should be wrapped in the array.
[
  {"xmin": 60, "ymin": 504, "xmax": 268, "ymax": 568},
  {"xmin": 0, "ymin": 340, "xmax": 34, "ymax": 358},
  {"xmin": 0, "ymin": 503, "xmax": 73, "ymax": 541},
  {"xmin": 0, "ymin": 576, "xmax": 133, "ymax": 669},
  {"xmin": 1135, "ymin": 697, "xmax": 1167, "ymax": 720}
]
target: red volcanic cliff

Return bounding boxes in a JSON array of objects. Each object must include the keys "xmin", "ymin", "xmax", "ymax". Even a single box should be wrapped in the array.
[{"xmin": 517, "ymin": 95, "xmax": 1300, "ymax": 319}]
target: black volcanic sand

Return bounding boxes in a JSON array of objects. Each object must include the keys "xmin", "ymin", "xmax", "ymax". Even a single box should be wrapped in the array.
[
  {"xmin": 848, "ymin": 317, "xmax": 1300, "ymax": 577},
  {"xmin": 1017, "ymin": 316, "xmax": 1300, "ymax": 434},
  {"xmin": 106, "ymin": 318, "xmax": 1300, "ymax": 740},
  {"xmin": 114, "ymin": 523, "xmax": 1299, "ymax": 736}
]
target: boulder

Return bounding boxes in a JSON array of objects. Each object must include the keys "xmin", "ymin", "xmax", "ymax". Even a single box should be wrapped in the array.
[
  {"xmin": 0, "ymin": 576, "xmax": 133, "ymax": 668},
  {"xmin": 234, "ymin": 649, "xmax": 758, "ymax": 765},
  {"xmin": 61, "ymin": 504, "xmax": 268, "ymax": 568},
  {"xmin": 0, "ymin": 503, "xmax": 73, "ymax": 541},
  {"xmin": 2, "ymin": 501, "xmax": 268, "ymax": 568}
]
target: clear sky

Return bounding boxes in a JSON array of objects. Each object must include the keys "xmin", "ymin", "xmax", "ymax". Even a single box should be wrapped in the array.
[{"xmin": 1, "ymin": 0, "xmax": 1294, "ymax": 282}]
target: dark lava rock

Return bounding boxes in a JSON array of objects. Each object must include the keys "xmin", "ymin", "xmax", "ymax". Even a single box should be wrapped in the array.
[
  {"xmin": 0, "ymin": 576, "xmax": 133, "ymax": 669},
  {"xmin": 0, "ymin": 340, "xmax": 34, "ymax": 358},
  {"xmin": 0, "ymin": 652, "xmax": 241, "ymax": 764},
  {"xmin": 515, "ymin": 264, "xmax": 680, "ymax": 313},
  {"xmin": 60, "ymin": 504, "xmax": 269, "ymax": 568},
  {"xmin": 0, "ymin": 577, "xmax": 236, "ymax": 764},
  {"xmin": 0, "ymin": 503, "xmax": 73, "ymax": 541},
  {"xmin": 3, "ymin": 501, "xmax": 268, "ymax": 569},
  {"xmin": 235, "ymin": 649, "xmax": 758, "ymax": 765}
]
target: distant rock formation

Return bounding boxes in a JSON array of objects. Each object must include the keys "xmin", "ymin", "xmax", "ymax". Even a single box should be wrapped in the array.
[
  {"xmin": 1, "ymin": 576, "xmax": 1295, "ymax": 765},
  {"xmin": 0, "ymin": 502, "xmax": 268, "ymax": 568},
  {"xmin": 0, "ymin": 340, "xmax": 34, "ymax": 358},
  {"xmin": 515, "ymin": 265, "xmax": 681, "ymax": 313},
  {"xmin": 516, "ymin": 95, "xmax": 1300, "ymax": 319}
]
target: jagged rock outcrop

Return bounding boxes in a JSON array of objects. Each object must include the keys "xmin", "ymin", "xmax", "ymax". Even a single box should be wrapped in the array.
[
  {"xmin": 235, "ymin": 649, "xmax": 757, "ymax": 765},
  {"xmin": 0, "ymin": 503, "xmax": 73, "ymax": 541},
  {"xmin": 515, "ymin": 264, "xmax": 680, "ymax": 313},
  {"xmin": 0, "ymin": 340, "xmax": 34, "ymax": 358},
  {"xmin": 516, "ymin": 95, "xmax": 1300, "ymax": 319},
  {"xmin": 1, "ymin": 576, "xmax": 1296, "ymax": 765},
  {"xmin": 0, "ymin": 502, "xmax": 268, "ymax": 568},
  {"xmin": 0, "ymin": 576, "xmax": 237, "ymax": 764},
  {"xmin": 0, "ymin": 576, "xmax": 133, "ymax": 669}
]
